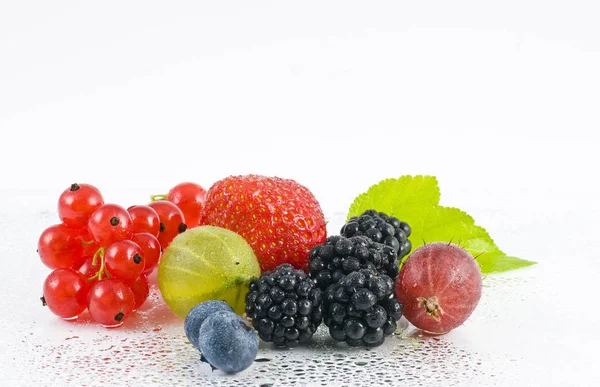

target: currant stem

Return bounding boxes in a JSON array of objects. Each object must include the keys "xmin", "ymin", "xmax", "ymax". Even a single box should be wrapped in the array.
[
  {"xmin": 91, "ymin": 248, "xmax": 102, "ymax": 266},
  {"xmin": 81, "ymin": 240, "xmax": 95, "ymax": 246},
  {"xmin": 150, "ymin": 194, "xmax": 168, "ymax": 202},
  {"xmin": 88, "ymin": 247, "xmax": 107, "ymax": 282},
  {"xmin": 97, "ymin": 248, "xmax": 107, "ymax": 281}
]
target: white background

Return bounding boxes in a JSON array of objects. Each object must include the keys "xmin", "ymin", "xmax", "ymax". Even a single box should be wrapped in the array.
[{"xmin": 1, "ymin": 1, "xmax": 599, "ymax": 386}]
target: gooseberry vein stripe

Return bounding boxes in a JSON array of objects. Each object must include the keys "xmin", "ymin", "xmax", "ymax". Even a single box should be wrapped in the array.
[
  {"xmin": 159, "ymin": 264, "xmax": 246, "ymax": 298},
  {"xmin": 165, "ymin": 245, "xmax": 226, "ymax": 274}
]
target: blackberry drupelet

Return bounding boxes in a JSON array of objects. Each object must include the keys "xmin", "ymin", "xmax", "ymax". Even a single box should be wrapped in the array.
[
  {"xmin": 341, "ymin": 209, "xmax": 412, "ymax": 259},
  {"xmin": 323, "ymin": 268, "xmax": 403, "ymax": 347},
  {"xmin": 245, "ymin": 264, "xmax": 322, "ymax": 348},
  {"xmin": 308, "ymin": 235, "xmax": 399, "ymax": 290}
]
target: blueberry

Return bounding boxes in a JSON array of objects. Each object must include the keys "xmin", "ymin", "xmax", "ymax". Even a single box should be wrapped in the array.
[
  {"xmin": 198, "ymin": 311, "xmax": 258, "ymax": 374},
  {"xmin": 184, "ymin": 300, "xmax": 233, "ymax": 348}
]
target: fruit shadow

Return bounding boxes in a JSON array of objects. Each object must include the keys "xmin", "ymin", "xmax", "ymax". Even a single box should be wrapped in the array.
[
  {"xmin": 64, "ymin": 281, "xmax": 182, "ymax": 331},
  {"xmin": 395, "ymin": 317, "xmax": 449, "ymax": 340},
  {"xmin": 114, "ymin": 270, "xmax": 182, "ymax": 330},
  {"xmin": 122, "ymin": 284, "xmax": 182, "ymax": 330}
]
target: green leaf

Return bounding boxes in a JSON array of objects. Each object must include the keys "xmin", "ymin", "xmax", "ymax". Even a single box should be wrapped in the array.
[
  {"xmin": 348, "ymin": 175, "xmax": 441, "ymax": 227},
  {"xmin": 475, "ymin": 253, "xmax": 537, "ymax": 273},
  {"xmin": 347, "ymin": 176, "xmax": 536, "ymax": 274}
]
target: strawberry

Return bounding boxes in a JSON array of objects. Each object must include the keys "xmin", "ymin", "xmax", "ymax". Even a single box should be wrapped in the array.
[{"xmin": 199, "ymin": 175, "xmax": 327, "ymax": 272}]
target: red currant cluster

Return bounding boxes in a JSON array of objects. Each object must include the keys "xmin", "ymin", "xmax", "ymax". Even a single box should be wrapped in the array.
[{"xmin": 38, "ymin": 182, "xmax": 206, "ymax": 328}]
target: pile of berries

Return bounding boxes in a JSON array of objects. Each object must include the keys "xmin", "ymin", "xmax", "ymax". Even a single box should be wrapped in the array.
[
  {"xmin": 38, "ymin": 182, "xmax": 206, "ymax": 327},
  {"xmin": 244, "ymin": 209, "xmax": 411, "ymax": 348},
  {"xmin": 245, "ymin": 264, "xmax": 323, "ymax": 347},
  {"xmin": 322, "ymin": 268, "xmax": 403, "ymax": 347},
  {"xmin": 308, "ymin": 235, "xmax": 399, "ymax": 290},
  {"xmin": 341, "ymin": 209, "xmax": 412, "ymax": 259}
]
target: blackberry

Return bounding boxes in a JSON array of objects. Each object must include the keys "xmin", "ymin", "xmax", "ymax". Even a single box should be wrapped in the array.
[
  {"xmin": 323, "ymin": 268, "xmax": 403, "ymax": 347},
  {"xmin": 341, "ymin": 209, "xmax": 412, "ymax": 259},
  {"xmin": 245, "ymin": 264, "xmax": 322, "ymax": 348},
  {"xmin": 308, "ymin": 235, "xmax": 399, "ymax": 290}
]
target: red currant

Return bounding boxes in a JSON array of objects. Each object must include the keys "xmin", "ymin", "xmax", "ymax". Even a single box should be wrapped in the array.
[
  {"xmin": 88, "ymin": 279, "xmax": 135, "ymax": 327},
  {"xmin": 38, "ymin": 224, "xmax": 83, "ymax": 269},
  {"xmin": 167, "ymin": 182, "xmax": 206, "ymax": 227},
  {"xmin": 75, "ymin": 227, "xmax": 101, "ymax": 259},
  {"xmin": 104, "ymin": 240, "xmax": 145, "ymax": 281},
  {"xmin": 131, "ymin": 232, "xmax": 161, "ymax": 275},
  {"xmin": 127, "ymin": 274, "xmax": 150, "ymax": 310},
  {"xmin": 58, "ymin": 183, "xmax": 104, "ymax": 228},
  {"xmin": 78, "ymin": 255, "xmax": 101, "ymax": 287},
  {"xmin": 88, "ymin": 204, "xmax": 133, "ymax": 246},
  {"xmin": 148, "ymin": 200, "xmax": 187, "ymax": 249},
  {"xmin": 42, "ymin": 269, "xmax": 89, "ymax": 319},
  {"xmin": 127, "ymin": 205, "xmax": 160, "ymax": 237}
]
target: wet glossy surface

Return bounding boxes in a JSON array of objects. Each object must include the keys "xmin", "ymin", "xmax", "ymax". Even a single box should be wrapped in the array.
[{"xmin": 2, "ymin": 203, "xmax": 598, "ymax": 386}]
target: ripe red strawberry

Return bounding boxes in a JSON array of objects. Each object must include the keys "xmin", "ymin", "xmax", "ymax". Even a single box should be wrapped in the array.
[{"xmin": 199, "ymin": 175, "xmax": 327, "ymax": 272}]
